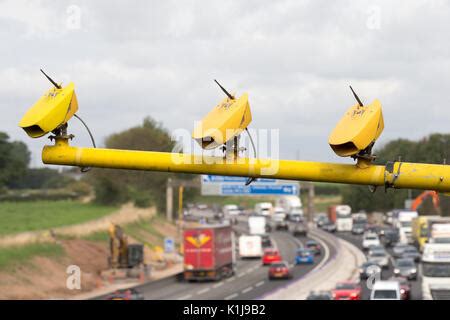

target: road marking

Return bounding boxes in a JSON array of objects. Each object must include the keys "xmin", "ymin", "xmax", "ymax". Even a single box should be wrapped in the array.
[
  {"xmin": 237, "ymin": 273, "xmax": 245, "ymax": 278},
  {"xmin": 242, "ymin": 286, "xmax": 253, "ymax": 294},
  {"xmin": 224, "ymin": 293, "xmax": 238, "ymax": 300},
  {"xmin": 213, "ymin": 282, "xmax": 224, "ymax": 288},
  {"xmin": 176, "ymin": 294, "xmax": 192, "ymax": 300},
  {"xmin": 246, "ymin": 268, "xmax": 253, "ymax": 274},
  {"xmin": 197, "ymin": 287, "xmax": 211, "ymax": 295},
  {"xmin": 226, "ymin": 277, "xmax": 235, "ymax": 283},
  {"xmin": 255, "ymin": 281, "xmax": 265, "ymax": 287}
]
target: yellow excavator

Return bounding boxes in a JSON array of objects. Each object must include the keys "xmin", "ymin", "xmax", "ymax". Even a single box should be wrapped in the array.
[{"xmin": 108, "ymin": 223, "xmax": 144, "ymax": 270}]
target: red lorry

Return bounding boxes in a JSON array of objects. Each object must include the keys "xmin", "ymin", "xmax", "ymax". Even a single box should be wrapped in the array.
[
  {"xmin": 328, "ymin": 205, "xmax": 337, "ymax": 223},
  {"xmin": 183, "ymin": 224, "xmax": 235, "ymax": 281}
]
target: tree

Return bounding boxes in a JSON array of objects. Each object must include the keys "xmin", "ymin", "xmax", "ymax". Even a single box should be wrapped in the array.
[
  {"xmin": 88, "ymin": 117, "xmax": 195, "ymax": 210},
  {"xmin": 0, "ymin": 132, "xmax": 30, "ymax": 190},
  {"xmin": 342, "ymin": 133, "xmax": 450, "ymax": 215}
]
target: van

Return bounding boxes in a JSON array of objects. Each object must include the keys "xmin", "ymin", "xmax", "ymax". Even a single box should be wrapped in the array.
[{"xmin": 370, "ymin": 281, "xmax": 401, "ymax": 300}]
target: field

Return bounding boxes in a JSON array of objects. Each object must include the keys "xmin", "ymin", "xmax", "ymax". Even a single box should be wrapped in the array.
[
  {"xmin": 0, "ymin": 201, "xmax": 117, "ymax": 236},
  {"xmin": 0, "ymin": 243, "xmax": 64, "ymax": 270}
]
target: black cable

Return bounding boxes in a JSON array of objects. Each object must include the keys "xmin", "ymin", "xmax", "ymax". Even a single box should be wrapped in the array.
[
  {"xmin": 245, "ymin": 128, "xmax": 257, "ymax": 185},
  {"xmin": 245, "ymin": 128, "xmax": 257, "ymax": 158},
  {"xmin": 73, "ymin": 114, "xmax": 96, "ymax": 172}
]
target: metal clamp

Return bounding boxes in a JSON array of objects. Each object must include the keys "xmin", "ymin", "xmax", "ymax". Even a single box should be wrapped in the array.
[{"xmin": 384, "ymin": 161, "xmax": 403, "ymax": 192}]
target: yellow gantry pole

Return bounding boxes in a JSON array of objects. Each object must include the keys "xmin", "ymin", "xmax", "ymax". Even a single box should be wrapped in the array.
[{"xmin": 43, "ymin": 138, "xmax": 450, "ymax": 193}]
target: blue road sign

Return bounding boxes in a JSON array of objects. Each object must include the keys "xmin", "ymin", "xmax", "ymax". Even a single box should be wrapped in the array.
[
  {"xmin": 221, "ymin": 184, "xmax": 299, "ymax": 196},
  {"xmin": 201, "ymin": 175, "xmax": 276, "ymax": 184},
  {"xmin": 164, "ymin": 237, "xmax": 175, "ymax": 253}
]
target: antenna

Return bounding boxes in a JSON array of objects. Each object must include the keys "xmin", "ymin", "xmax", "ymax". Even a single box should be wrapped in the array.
[
  {"xmin": 214, "ymin": 79, "xmax": 234, "ymax": 100},
  {"xmin": 40, "ymin": 69, "xmax": 61, "ymax": 89},
  {"xmin": 349, "ymin": 85, "xmax": 363, "ymax": 107}
]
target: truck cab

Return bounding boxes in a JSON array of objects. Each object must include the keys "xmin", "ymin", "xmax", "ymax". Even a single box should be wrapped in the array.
[{"xmin": 421, "ymin": 242, "xmax": 450, "ymax": 299}]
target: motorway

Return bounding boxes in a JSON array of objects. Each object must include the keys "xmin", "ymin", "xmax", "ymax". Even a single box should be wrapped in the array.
[
  {"xmin": 113, "ymin": 216, "xmax": 337, "ymax": 300},
  {"xmin": 334, "ymin": 231, "xmax": 423, "ymax": 300}
]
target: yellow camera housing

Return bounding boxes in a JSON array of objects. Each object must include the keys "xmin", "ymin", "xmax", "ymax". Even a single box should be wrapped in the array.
[
  {"xmin": 192, "ymin": 90, "xmax": 252, "ymax": 150},
  {"xmin": 19, "ymin": 82, "xmax": 78, "ymax": 138},
  {"xmin": 329, "ymin": 98, "xmax": 384, "ymax": 157}
]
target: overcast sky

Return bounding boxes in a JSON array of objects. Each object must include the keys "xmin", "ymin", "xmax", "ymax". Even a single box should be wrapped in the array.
[{"xmin": 1, "ymin": 0, "xmax": 449, "ymax": 167}]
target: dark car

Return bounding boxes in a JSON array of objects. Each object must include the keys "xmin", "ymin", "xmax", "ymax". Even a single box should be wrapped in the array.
[
  {"xmin": 322, "ymin": 221, "xmax": 336, "ymax": 233},
  {"xmin": 359, "ymin": 261, "xmax": 382, "ymax": 280},
  {"xmin": 306, "ymin": 290, "xmax": 333, "ymax": 300},
  {"xmin": 401, "ymin": 246, "xmax": 421, "ymax": 262},
  {"xmin": 261, "ymin": 234, "xmax": 272, "ymax": 248},
  {"xmin": 316, "ymin": 216, "xmax": 329, "ymax": 228},
  {"xmin": 352, "ymin": 223, "xmax": 366, "ymax": 235},
  {"xmin": 389, "ymin": 277, "xmax": 411, "ymax": 300},
  {"xmin": 392, "ymin": 243, "xmax": 410, "ymax": 258},
  {"xmin": 292, "ymin": 222, "xmax": 308, "ymax": 237},
  {"xmin": 383, "ymin": 229, "xmax": 399, "ymax": 247},
  {"xmin": 105, "ymin": 288, "xmax": 144, "ymax": 300},
  {"xmin": 393, "ymin": 258, "xmax": 418, "ymax": 280},
  {"xmin": 305, "ymin": 240, "xmax": 321, "ymax": 256}
]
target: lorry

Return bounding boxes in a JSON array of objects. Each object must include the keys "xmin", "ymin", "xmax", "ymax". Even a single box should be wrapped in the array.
[
  {"xmin": 238, "ymin": 235, "xmax": 263, "ymax": 258},
  {"xmin": 395, "ymin": 210, "xmax": 418, "ymax": 244},
  {"xmin": 269, "ymin": 207, "xmax": 289, "ymax": 231},
  {"xmin": 412, "ymin": 215, "xmax": 440, "ymax": 251},
  {"xmin": 183, "ymin": 224, "xmax": 235, "ymax": 281},
  {"xmin": 248, "ymin": 215, "xmax": 267, "ymax": 235},
  {"xmin": 421, "ymin": 242, "xmax": 450, "ymax": 300},
  {"xmin": 329, "ymin": 205, "xmax": 352, "ymax": 232},
  {"xmin": 254, "ymin": 202, "xmax": 273, "ymax": 216},
  {"xmin": 275, "ymin": 196, "xmax": 303, "ymax": 216}
]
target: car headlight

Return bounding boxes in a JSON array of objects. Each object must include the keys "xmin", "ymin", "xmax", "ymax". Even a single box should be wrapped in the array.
[
  {"xmin": 411, "ymin": 268, "xmax": 417, "ymax": 273},
  {"xmin": 394, "ymin": 268, "xmax": 400, "ymax": 274},
  {"xmin": 400, "ymin": 288, "xmax": 405, "ymax": 294}
]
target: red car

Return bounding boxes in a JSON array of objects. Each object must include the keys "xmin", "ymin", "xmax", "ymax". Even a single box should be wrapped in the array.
[
  {"xmin": 332, "ymin": 281, "xmax": 362, "ymax": 300},
  {"xmin": 389, "ymin": 277, "xmax": 411, "ymax": 300},
  {"xmin": 262, "ymin": 248, "xmax": 282, "ymax": 265},
  {"xmin": 268, "ymin": 261, "xmax": 292, "ymax": 280}
]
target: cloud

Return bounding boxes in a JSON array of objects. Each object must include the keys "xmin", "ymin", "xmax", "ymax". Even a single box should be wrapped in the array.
[{"xmin": 1, "ymin": 0, "xmax": 449, "ymax": 167}]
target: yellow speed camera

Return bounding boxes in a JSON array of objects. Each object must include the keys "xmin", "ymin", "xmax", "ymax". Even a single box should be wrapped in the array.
[
  {"xmin": 19, "ymin": 70, "xmax": 78, "ymax": 138},
  {"xmin": 329, "ymin": 86, "xmax": 384, "ymax": 159},
  {"xmin": 192, "ymin": 80, "xmax": 252, "ymax": 150}
]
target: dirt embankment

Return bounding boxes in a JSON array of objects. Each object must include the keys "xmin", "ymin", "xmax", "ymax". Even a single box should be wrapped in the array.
[
  {"xmin": 0, "ymin": 205, "xmax": 179, "ymax": 300},
  {"xmin": 0, "ymin": 203, "xmax": 155, "ymax": 247}
]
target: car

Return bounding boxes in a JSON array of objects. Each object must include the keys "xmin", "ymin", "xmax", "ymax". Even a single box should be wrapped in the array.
[
  {"xmin": 261, "ymin": 234, "xmax": 272, "ymax": 248},
  {"xmin": 359, "ymin": 261, "xmax": 382, "ymax": 280},
  {"xmin": 331, "ymin": 281, "xmax": 362, "ymax": 300},
  {"xmin": 352, "ymin": 223, "xmax": 366, "ymax": 235},
  {"xmin": 105, "ymin": 288, "xmax": 144, "ymax": 300},
  {"xmin": 262, "ymin": 248, "xmax": 282, "ymax": 265},
  {"xmin": 388, "ymin": 277, "xmax": 411, "ymax": 300},
  {"xmin": 268, "ymin": 261, "xmax": 292, "ymax": 280},
  {"xmin": 362, "ymin": 233, "xmax": 381, "ymax": 250},
  {"xmin": 295, "ymin": 248, "xmax": 314, "ymax": 265},
  {"xmin": 401, "ymin": 246, "xmax": 421, "ymax": 262},
  {"xmin": 322, "ymin": 221, "xmax": 336, "ymax": 233},
  {"xmin": 305, "ymin": 240, "xmax": 321, "ymax": 256},
  {"xmin": 367, "ymin": 245, "xmax": 385, "ymax": 255},
  {"xmin": 393, "ymin": 258, "xmax": 417, "ymax": 280},
  {"xmin": 306, "ymin": 290, "xmax": 333, "ymax": 300},
  {"xmin": 367, "ymin": 249, "xmax": 390, "ymax": 269},
  {"xmin": 316, "ymin": 215, "xmax": 329, "ymax": 228},
  {"xmin": 370, "ymin": 281, "xmax": 401, "ymax": 300},
  {"xmin": 287, "ymin": 213, "xmax": 303, "ymax": 223},
  {"xmin": 292, "ymin": 222, "xmax": 308, "ymax": 237},
  {"xmin": 383, "ymin": 228, "xmax": 399, "ymax": 247},
  {"xmin": 392, "ymin": 243, "xmax": 410, "ymax": 258}
]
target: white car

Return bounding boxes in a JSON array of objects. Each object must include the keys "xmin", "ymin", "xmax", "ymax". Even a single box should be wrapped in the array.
[
  {"xmin": 370, "ymin": 281, "xmax": 401, "ymax": 300},
  {"xmin": 362, "ymin": 233, "xmax": 381, "ymax": 250}
]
